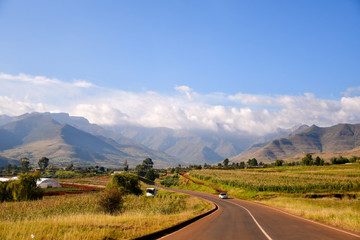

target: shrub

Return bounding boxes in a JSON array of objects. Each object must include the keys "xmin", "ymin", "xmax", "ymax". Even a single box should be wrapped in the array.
[
  {"xmin": 97, "ymin": 188, "xmax": 124, "ymax": 214},
  {"xmin": 4, "ymin": 172, "xmax": 43, "ymax": 202},
  {"xmin": 108, "ymin": 172, "xmax": 142, "ymax": 195},
  {"xmin": 160, "ymin": 175, "xmax": 179, "ymax": 187}
]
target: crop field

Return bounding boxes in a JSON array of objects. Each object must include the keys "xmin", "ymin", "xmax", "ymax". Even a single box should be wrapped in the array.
[
  {"xmin": 185, "ymin": 164, "xmax": 360, "ymax": 231},
  {"xmin": 0, "ymin": 186, "xmax": 211, "ymax": 239},
  {"xmin": 190, "ymin": 164, "xmax": 360, "ymax": 195}
]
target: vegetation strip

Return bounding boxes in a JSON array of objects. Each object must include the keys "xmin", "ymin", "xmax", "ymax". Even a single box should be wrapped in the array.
[{"xmin": 132, "ymin": 199, "xmax": 218, "ymax": 240}]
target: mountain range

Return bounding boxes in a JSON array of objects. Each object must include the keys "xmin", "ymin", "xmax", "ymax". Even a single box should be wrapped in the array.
[
  {"xmin": 1, "ymin": 112, "xmax": 359, "ymax": 167},
  {"xmin": 0, "ymin": 113, "xmax": 179, "ymax": 168},
  {"xmin": 231, "ymin": 123, "xmax": 360, "ymax": 163}
]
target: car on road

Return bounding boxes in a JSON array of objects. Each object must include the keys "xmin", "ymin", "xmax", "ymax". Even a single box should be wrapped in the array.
[{"xmin": 218, "ymin": 192, "xmax": 228, "ymax": 199}]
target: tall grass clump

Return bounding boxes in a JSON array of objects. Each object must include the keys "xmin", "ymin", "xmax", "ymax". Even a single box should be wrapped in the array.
[{"xmin": 97, "ymin": 188, "xmax": 124, "ymax": 214}]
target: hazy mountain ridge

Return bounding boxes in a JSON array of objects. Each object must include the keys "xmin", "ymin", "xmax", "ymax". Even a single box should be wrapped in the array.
[
  {"xmin": 109, "ymin": 125, "xmax": 263, "ymax": 164},
  {"xmin": 0, "ymin": 113, "xmax": 179, "ymax": 168},
  {"xmin": 231, "ymin": 123, "xmax": 360, "ymax": 163}
]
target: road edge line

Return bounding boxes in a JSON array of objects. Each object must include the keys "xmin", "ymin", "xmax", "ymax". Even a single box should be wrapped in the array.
[
  {"xmin": 132, "ymin": 197, "xmax": 218, "ymax": 240},
  {"xmin": 238, "ymin": 199, "xmax": 360, "ymax": 238}
]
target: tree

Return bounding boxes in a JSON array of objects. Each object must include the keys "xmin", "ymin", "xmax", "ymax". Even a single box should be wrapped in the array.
[
  {"xmin": 144, "ymin": 169, "xmax": 158, "ymax": 181},
  {"xmin": 142, "ymin": 158, "xmax": 154, "ymax": 170},
  {"xmin": 20, "ymin": 158, "xmax": 31, "ymax": 173},
  {"xmin": 135, "ymin": 158, "xmax": 154, "ymax": 177},
  {"xmin": 239, "ymin": 161, "xmax": 245, "ymax": 168},
  {"xmin": 108, "ymin": 172, "xmax": 142, "ymax": 195},
  {"xmin": 247, "ymin": 158, "xmax": 258, "ymax": 166},
  {"xmin": 223, "ymin": 158, "xmax": 229, "ymax": 167},
  {"xmin": 124, "ymin": 160, "xmax": 129, "ymax": 172},
  {"xmin": 302, "ymin": 154, "xmax": 313, "ymax": 166},
  {"xmin": 274, "ymin": 160, "xmax": 284, "ymax": 166},
  {"xmin": 314, "ymin": 156, "xmax": 324, "ymax": 166},
  {"xmin": 38, "ymin": 157, "xmax": 49, "ymax": 170}
]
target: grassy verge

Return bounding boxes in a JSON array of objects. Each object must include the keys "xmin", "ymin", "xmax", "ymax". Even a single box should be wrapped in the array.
[
  {"xmin": 0, "ymin": 189, "xmax": 211, "ymax": 239},
  {"xmin": 261, "ymin": 197, "xmax": 360, "ymax": 232},
  {"xmin": 180, "ymin": 164, "xmax": 360, "ymax": 232}
]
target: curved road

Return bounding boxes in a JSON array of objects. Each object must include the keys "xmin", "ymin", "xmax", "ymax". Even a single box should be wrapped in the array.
[{"xmin": 160, "ymin": 189, "xmax": 360, "ymax": 240}]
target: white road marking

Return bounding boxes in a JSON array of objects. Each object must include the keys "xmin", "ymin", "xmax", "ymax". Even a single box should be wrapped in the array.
[{"xmin": 227, "ymin": 200, "xmax": 273, "ymax": 240}]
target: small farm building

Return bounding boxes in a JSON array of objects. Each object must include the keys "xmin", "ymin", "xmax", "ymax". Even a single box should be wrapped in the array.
[{"xmin": 37, "ymin": 178, "xmax": 62, "ymax": 188}]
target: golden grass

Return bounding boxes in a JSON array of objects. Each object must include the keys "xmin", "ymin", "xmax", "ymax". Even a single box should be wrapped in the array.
[
  {"xmin": 0, "ymin": 211, "xmax": 202, "ymax": 240},
  {"xmin": 0, "ymin": 189, "xmax": 211, "ymax": 239},
  {"xmin": 262, "ymin": 197, "xmax": 360, "ymax": 232}
]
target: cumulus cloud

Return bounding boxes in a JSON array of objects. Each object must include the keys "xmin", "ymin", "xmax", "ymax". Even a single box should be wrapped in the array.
[{"xmin": 0, "ymin": 72, "xmax": 360, "ymax": 135}]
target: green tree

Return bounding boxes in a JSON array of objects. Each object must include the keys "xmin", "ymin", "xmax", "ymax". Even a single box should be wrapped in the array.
[
  {"xmin": 239, "ymin": 161, "xmax": 245, "ymax": 168},
  {"xmin": 314, "ymin": 156, "xmax": 324, "ymax": 166},
  {"xmin": 302, "ymin": 154, "xmax": 313, "ymax": 166},
  {"xmin": 142, "ymin": 158, "xmax": 154, "ymax": 170},
  {"xmin": 38, "ymin": 157, "xmax": 49, "ymax": 170},
  {"xmin": 20, "ymin": 158, "xmax": 31, "ymax": 173},
  {"xmin": 247, "ymin": 158, "xmax": 258, "ymax": 166},
  {"xmin": 108, "ymin": 172, "xmax": 142, "ymax": 195},
  {"xmin": 223, "ymin": 158, "xmax": 229, "ymax": 167},
  {"xmin": 144, "ymin": 169, "xmax": 158, "ymax": 181},
  {"xmin": 274, "ymin": 160, "xmax": 284, "ymax": 166}
]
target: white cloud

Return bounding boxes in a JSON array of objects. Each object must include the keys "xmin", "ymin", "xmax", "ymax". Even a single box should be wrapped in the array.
[
  {"xmin": 343, "ymin": 87, "xmax": 360, "ymax": 97},
  {"xmin": 175, "ymin": 85, "xmax": 194, "ymax": 100},
  {"xmin": 1, "ymin": 73, "xmax": 360, "ymax": 135},
  {"xmin": 72, "ymin": 80, "xmax": 95, "ymax": 88}
]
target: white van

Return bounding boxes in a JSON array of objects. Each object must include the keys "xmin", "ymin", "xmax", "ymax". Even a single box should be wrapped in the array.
[{"xmin": 146, "ymin": 188, "xmax": 158, "ymax": 197}]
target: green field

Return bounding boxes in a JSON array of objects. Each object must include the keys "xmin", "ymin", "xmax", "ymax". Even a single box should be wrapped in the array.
[{"xmin": 180, "ymin": 164, "xmax": 360, "ymax": 232}]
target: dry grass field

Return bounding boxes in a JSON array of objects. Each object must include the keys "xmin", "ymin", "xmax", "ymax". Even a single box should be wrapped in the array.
[{"xmin": 0, "ymin": 183, "xmax": 211, "ymax": 239}]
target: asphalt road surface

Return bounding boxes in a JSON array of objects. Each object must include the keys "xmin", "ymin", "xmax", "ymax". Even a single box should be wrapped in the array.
[{"xmin": 160, "ymin": 189, "xmax": 360, "ymax": 240}]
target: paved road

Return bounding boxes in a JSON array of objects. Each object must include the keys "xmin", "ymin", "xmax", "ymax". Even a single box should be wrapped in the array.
[{"xmin": 160, "ymin": 189, "xmax": 360, "ymax": 240}]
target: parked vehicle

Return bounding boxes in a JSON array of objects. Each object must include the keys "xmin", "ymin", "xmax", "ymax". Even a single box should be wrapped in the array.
[{"xmin": 146, "ymin": 188, "xmax": 158, "ymax": 197}]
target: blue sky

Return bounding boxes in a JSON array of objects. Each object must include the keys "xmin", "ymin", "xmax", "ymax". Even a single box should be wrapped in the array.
[
  {"xmin": 1, "ymin": 0, "xmax": 359, "ymax": 96},
  {"xmin": 0, "ymin": 1, "xmax": 359, "ymax": 134}
]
